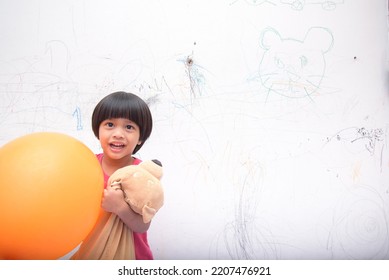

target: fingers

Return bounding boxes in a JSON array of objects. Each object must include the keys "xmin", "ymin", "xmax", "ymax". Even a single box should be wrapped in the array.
[{"xmin": 110, "ymin": 181, "xmax": 122, "ymax": 191}]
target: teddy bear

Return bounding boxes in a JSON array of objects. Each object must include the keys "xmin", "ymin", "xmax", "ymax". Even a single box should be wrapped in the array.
[
  {"xmin": 258, "ymin": 27, "xmax": 333, "ymax": 99},
  {"xmin": 108, "ymin": 159, "xmax": 164, "ymax": 223},
  {"xmin": 70, "ymin": 159, "xmax": 164, "ymax": 259}
]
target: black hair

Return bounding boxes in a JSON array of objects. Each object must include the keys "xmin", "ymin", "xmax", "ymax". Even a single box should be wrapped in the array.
[{"xmin": 91, "ymin": 91, "xmax": 153, "ymax": 154}]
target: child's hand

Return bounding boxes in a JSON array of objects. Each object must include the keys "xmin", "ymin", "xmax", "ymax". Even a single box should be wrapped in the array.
[
  {"xmin": 101, "ymin": 186, "xmax": 126, "ymax": 214},
  {"xmin": 101, "ymin": 185, "xmax": 150, "ymax": 233}
]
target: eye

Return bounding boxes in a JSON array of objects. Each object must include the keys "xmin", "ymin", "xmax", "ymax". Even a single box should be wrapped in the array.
[
  {"xmin": 300, "ymin": 56, "xmax": 308, "ymax": 68},
  {"xmin": 274, "ymin": 57, "xmax": 284, "ymax": 69},
  {"xmin": 104, "ymin": 121, "xmax": 114, "ymax": 128},
  {"xmin": 126, "ymin": 124, "xmax": 134, "ymax": 130}
]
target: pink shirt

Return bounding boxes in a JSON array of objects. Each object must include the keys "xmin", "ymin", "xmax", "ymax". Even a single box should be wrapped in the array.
[{"xmin": 96, "ymin": 153, "xmax": 153, "ymax": 260}]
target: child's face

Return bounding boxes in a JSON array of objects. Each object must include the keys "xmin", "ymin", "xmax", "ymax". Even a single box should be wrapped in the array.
[{"xmin": 98, "ymin": 118, "xmax": 142, "ymax": 161}]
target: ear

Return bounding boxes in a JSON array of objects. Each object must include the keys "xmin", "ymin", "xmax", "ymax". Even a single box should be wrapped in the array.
[
  {"xmin": 260, "ymin": 27, "xmax": 282, "ymax": 50},
  {"xmin": 304, "ymin": 27, "xmax": 334, "ymax": 53},
  {"xmin": 142, "ymin": 205, "xmax": 157, "ymax": 223},
  {"xmin": 139, "ymin": 160, "xmax": 163, "ymax": 179}
]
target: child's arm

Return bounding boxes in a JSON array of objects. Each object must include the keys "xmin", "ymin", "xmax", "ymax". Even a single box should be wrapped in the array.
[{"xmin": 102, "ymin": 186, "xmax": 151, "ymax": 233}]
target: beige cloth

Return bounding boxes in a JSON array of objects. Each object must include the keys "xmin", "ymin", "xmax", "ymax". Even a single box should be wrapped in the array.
[{"xmin": 70, "ymin": 209, "xmax": 135, "ymax": 260}]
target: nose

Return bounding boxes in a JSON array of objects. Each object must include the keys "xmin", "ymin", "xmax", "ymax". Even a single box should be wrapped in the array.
[{"xmin": 112, "ymin": 127, "xmax": 125, "ymax": 139}]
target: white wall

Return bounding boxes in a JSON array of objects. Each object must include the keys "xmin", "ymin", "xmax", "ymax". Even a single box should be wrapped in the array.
[{"xmin": 1, "ymin": 0, "xmax": 388, "ymax": 259}]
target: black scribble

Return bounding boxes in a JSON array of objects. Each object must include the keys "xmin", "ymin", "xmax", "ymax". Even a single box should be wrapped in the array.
[
  {"xmin": 351, "ymin": 128, "xmax": 384, "ymax": 155},
  {"xmin": 327, "ymin": 127, "xmax": 386, "ymax": 156},
  {"xmin": 184, "ymin": 54, "xmax": 207, "ymax": 99},
  {"xmin": 145, "ymin": 94, "xmax": 160, "ymax": 106}
]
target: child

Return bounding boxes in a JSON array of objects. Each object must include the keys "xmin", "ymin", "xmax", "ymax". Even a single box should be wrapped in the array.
[{"xmin": 71, "ymin": 91, "xmax": 154, "ymax": 260}]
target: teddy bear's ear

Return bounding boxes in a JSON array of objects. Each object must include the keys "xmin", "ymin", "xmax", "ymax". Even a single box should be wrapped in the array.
[
  {"xmin": 140, "ymin": 160, "xmax": 163, "ymax": 179},
  {"xmin": 142, "ymin": 205, "xmax": 157, "ymax": 223},
  {"xmin": 304, "ymin": 27, "xmax": 334, "ymax": 53},
  {"xmin": 259, "ymin": 27, "xmax": 282, "ymax": 50},
  {"xmin": 152, "ymin": 159, "xmax": 162, "ymax": 167}
]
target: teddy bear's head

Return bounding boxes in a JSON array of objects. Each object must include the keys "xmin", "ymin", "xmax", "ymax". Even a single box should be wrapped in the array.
[
  {"xmin": 108, "ymin": 159, "xmax": 164, "ymax": 223},
  {"xmin": 258, "ymin": 27, "xmax": 333, "ymax": 98}
]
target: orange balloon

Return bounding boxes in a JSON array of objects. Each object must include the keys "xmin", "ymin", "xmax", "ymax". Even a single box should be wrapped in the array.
[{"xmin": 0, "ymin": 132, "xmax": 103, "ymax": 259}]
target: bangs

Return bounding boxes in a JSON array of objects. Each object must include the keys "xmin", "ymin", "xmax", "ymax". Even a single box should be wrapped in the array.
[{"xmin": 100, "ymin": 96, "xmax": 140, "ymax": 123}]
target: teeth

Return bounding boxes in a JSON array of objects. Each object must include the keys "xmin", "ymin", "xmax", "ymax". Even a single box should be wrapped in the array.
[{"xmin": 110, "ymin": 143, "xmax": 125, "ymax": 148}]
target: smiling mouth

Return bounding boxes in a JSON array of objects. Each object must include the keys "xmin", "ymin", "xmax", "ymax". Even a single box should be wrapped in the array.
[{"xmin": 110, "ymin": 143, "xmax": 125, "ymax": 149}]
